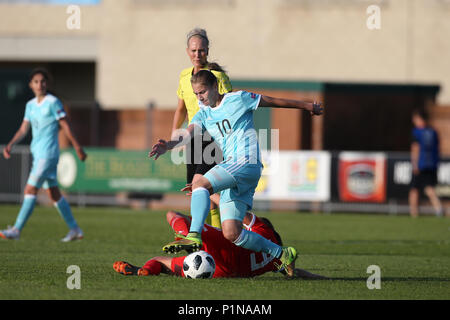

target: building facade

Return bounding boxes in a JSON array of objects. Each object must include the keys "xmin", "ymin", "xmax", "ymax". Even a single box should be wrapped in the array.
[{"xmin": 1, "ymin": 0, "xmax": 450, "ymax": 152}]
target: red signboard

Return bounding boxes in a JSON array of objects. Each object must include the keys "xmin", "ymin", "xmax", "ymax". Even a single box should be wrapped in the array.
[{"xmin": 338, "ymin": 152, "xmax": 386, "ymax": 203}]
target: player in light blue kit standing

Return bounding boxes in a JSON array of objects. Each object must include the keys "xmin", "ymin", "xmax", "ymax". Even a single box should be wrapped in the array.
[
  {"xmin": 1, "ymin": 68, "xmax": 87, "ymax": 241},
  {"xmin": 149, "ymin": 70, "xmax": 324, "ymax": 277}
]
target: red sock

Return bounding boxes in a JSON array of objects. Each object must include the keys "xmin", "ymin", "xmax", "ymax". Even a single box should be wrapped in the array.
[
  {"xmin": 142, "ymin": 259, "xmax": 162, "ymax": 275},
  {"xmin": 169, "ymin": 216, "xmax": 190, "ymax": 236}
]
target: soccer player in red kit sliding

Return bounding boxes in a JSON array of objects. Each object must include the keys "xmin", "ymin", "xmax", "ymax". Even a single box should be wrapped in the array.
[{"xmin": 114, "ymin": 210, "xmax": 326, "ymax": 279}]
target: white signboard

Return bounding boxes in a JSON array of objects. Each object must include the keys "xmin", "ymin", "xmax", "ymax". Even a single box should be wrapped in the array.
[{"xmin": 255, "ymin": 151, "xmax": 331, "ymax": 201}]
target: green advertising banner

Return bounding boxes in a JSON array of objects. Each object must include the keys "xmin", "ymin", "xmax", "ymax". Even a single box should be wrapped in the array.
[{"xmin": 57, "ymin": 148, "xmax": 187, "ymax": 193}]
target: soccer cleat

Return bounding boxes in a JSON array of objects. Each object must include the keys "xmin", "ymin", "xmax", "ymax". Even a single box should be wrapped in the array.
[
  {"xmin": 162, "ymin": 233, "xmax": 202, "ymax": 254},
  {"xmin": 61, "ymin": 227, "xmax": 84, "ymax": 242},
  {"xmin": 0, "ymin": 226, "xmax": 20, "ymax": 240},
  {"xmin": 138, "ymin": 268, "xmax": 150, "ymax": 276},
  {"xmin": 113, "ymin": 261, "xmax": 149, "ymax": 276},
  {"xmin": 275, "ymin": 247, "xmax": 298, "ymax": 278}
]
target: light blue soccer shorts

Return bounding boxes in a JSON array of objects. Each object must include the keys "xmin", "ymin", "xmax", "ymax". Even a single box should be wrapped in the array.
[
  {"xmin": 203, "ymin": 161, "xmax": 262, "ymax": 223},
  {"xmin": 27, "ymin": 157, "xmax": 59, "ymax": 189}
]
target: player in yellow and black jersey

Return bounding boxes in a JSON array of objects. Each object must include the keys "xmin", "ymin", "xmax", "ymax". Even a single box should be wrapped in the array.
[{"xmin": 171, "ymin": 28, "xmax": 232, "ymax": 228}]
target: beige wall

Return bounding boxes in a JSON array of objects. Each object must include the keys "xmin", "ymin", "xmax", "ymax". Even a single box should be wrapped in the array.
[
  {"xmin": 0, "ymin": 3, "xmax": 99, "ymax": 35},
  {"xmin": 1, "ymin": 0, "xmax": 450, "ymax": 109}
]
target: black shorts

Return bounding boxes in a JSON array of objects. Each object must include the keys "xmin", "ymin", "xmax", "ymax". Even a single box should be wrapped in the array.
[
  {"xmin": 185, "ymin": 133, "xmax": 222, "ymax": 184},
  {"xmin": 410, "ymin": 169, "xmax": 438, "ymax": 189}
]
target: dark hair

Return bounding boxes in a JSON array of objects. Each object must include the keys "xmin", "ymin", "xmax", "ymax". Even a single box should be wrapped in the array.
[
  {"xmin": 259, "ymin": 217, "xmax": 283, "ymax": 246},
  {"xmin": 29, "ymin": 67, "xmax": 50, "ymax": 82},
  {"xmin": 207, "ymin": 62, "xmax": 226, "ymax": 73},
  {"xmin": 412, "ymin": 108, "xmax": 428, "ymax": 121},
  {"xmin": 190, "ymin": 69, "xmax": 218, "ymax": 88}
]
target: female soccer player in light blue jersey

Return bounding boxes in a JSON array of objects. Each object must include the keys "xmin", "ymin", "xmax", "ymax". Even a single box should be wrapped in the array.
[
  {"xmin": 1, "ymin": 68, "xmax": 87, "ymax": 242},
  {"xmin": 150, "ymin": 70, "xmax": 323, "ymax": 277}
]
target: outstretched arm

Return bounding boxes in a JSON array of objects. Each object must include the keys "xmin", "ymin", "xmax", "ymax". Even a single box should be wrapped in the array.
[
  {"xmin": 59, "ymin": 118, "xmax": 87, "ymax": 161},
  {"xmin": 3, "ymin": 120, "xmax": 30, "ymax": 159},
  {"xmin": 259, "ymin": 95, "xmax": 324, "ymax": 115},
  {"xmin": 149, "ymin": 123, "xmax": 197, "ymax": 160}
]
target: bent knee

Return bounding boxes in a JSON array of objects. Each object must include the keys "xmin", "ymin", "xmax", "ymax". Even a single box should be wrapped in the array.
[
  {"xmin": 424, "ymin": 186, "xmax": 434, "ymax": 194},
  {"xmin": 191, "ymin": 174, "xmax": 204, "ymax": 185},
  {"xmin": 24, "ymin": 184, "xmax": 38, "ymax": 195},
  {"xmin": 222, "ymin": 228, "xmax": 242, "ymax": 243},
  {"xmin": 47, "ymin": 187, "xmax": 61, "ymax": 202},
  {"xmin": 191, "ymin": 178, "xmax": 212, "ymax": 194}
]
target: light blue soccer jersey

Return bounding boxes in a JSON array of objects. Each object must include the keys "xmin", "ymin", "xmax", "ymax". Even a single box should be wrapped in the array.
[
  {"xmin": 24, "ymin": 94, "xmax": 66, "ymax": 159},
  {"xmin": 191, "ymin": 90, "xmax": 262, "ymax": 165}
]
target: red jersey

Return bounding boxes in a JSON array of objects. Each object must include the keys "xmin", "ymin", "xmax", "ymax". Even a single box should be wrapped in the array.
[{"xmin": 170, "ymin": 213, "xmax": 282, "ymax": 278}]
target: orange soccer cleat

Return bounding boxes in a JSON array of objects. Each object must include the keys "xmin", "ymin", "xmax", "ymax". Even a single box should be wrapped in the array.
[{"xmin": 113, "ymin": 261, "xmax": 149, "ymax": 276}]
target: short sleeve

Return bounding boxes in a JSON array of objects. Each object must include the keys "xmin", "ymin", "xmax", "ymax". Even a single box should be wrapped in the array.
[
  {"xmin": 215, "ymin": 72, "xmax": 232, "ymax": 94},
  {"xmin": 176, "ymin": 79, "xmax": 183, "ymax": 100},
  {"xmin": 23, "ymin": 102, "xmax": 31, "ymax": 121},
  {"xmin": 240, "ymin": 91, "xmax": 261, "ymax": 112},
  {"xmin": 51, "ymin": 98, "xmax": 67, "ymax": 120},
  {"xmin": 190, "ymin": 109, "xmax": 205, "ymax": 132},
  {"xmin": 411, "ymin": 129, "xmax": 419, "ymax": 143},
  {"xmin": 177, "ymin": 68, "xmax": 191, "ymax": 100},
  {"xmin": 190, "ymin": 109, "xmax": 203, "ymax": 126}
]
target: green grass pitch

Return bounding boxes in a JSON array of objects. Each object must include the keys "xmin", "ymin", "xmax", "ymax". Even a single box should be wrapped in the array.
[{"xmin": 0, "ymin": 204, "xmax": 449, "ymax": 300}]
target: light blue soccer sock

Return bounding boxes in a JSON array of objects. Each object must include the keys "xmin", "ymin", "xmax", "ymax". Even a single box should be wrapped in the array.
[
  {"xmin": 233, "ymin": 229, "xmax": 283, "ymax": 258},
  {"xmin": 189, "ymin": 187, "xmax": 211, "ymax": 234},
  {"xmin": 54, "ymin": 197, "xmax": 78, "ymax": 230},
  {"xmin": 14, "ymin": 194, "xmax": 37, "ymax": 231}
]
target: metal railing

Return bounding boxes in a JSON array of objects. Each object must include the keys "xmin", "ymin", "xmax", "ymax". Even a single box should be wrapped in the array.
[
  {"xmin": 0, "ymin": 145, "xmax": 31, "ymax": 202},
  {"xmin": 0, "ymin": 145, "xmax": 124, "ymax": 206},
  {"xmin": 0, "ymin": 145, "xmax": 443, "ymax": 215}
]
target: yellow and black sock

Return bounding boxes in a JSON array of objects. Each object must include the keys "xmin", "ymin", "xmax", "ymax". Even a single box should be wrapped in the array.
[{"xmin": 209, "ymin": 208, "xmax": 221, "ymax": 229}]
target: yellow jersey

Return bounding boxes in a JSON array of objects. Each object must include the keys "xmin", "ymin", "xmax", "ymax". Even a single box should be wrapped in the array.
[{"xmin": 177, "ymin": 66, "xmax": 232, "ymax": 123}]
